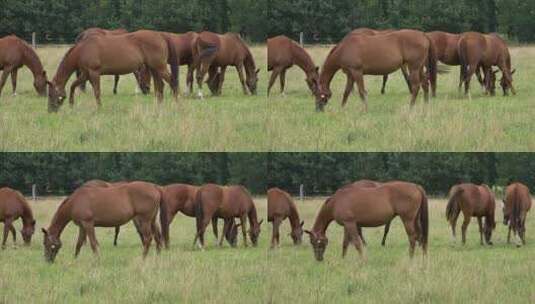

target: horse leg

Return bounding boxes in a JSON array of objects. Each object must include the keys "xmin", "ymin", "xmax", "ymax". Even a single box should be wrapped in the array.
[
  {"xmin": 401, "ymin": 218, "xmax": 418, "ymax": 258},
  {"xmin": 82, "ymin": 221, "xmax": 99, "ymax": 256},
  {"xmin": 0, "ymin": 66, "xmax": 14, "ymax": 97},
  {"xmin": 87, "ymin": 71, "xmax": 102, "ymax": 108},
  {"xmin": 152, "ymin": 72, "xmax": 165, "ymax": 104},
  {"xmin": 212, "ymin": 217, "xmax": 219, "ymax": 240},
  {"xmin": 215, "ymin": 66, "xmax": 227, "ymax": 96},
  {"xmin": 271, "ymin": 217, "xmax": 281, "ymax": 249},
  {"xmin": 280, "ymin": 68, "xmax": 287, "ymax": 95},
  {"xmin": 401, "ymin": 65, "xmax": 412, "ymax": 94},
  {"xmin": 341, "ymin": 72, "xmax": 354, "ymax": 107},
  {"xmin": 381, "ymin": 75, "xmax": 388, "ymax": 95},
  {"xmin": 357, "ymin": 225, "xmax": 366, "ymax": 246},
  {"xmin": 476, "ymin": 65, "xmax": 485, "ymax": 89},
  {"xmin": 240, "ymin": 215, "xmax": 248, "ymax": 247},
  {"xmin": 477, "ymin": 217, "xmax": 484, "ymax": 245},
  {"xmin": 2, "ymin": 218, "xmax": 13, "ymax": 248},
  {"xmin": 69, "ymin": 73, "xmax": 88, "ymax": 106},
  {"xmin": 113, "ymin": 226, "xmax": 120, "ymax": 246},
  {"xmin": 464, "ymin": 64, "xmax": 476, "ymax": 100},
  {"xmin": 342, "ymin": 228, "xmax": 351, "ymax": 257},
  {"xmin": 408, "ymin": 68, "xmax": 421, "ymax": 107},
  {"xmin": 458, "ymin": 66, "xmax": 464, "ymax": 94},
  {"xmin": 343, "ymin": 222, "xmax": 365, "ymax": 260},
  {"xmin": 520, "ymin": 218, "xmax": 527, "ymax": 245},
  {"xmin": 420, "ymin": 68, "xmax": 430, "ymax": 103},
  {"xmin": 186, "ymin": 64, "xmax": 194, "ymax": 95},
  {"xmin": 461, "ymin": 216, "xmax": 471, "ymax": 245},
  {"xmin": 74, "ymin": 226, "xmax": 87, "ymax": 258},
  {"xmin": 196, "ymin": 62, "xmax": 210, "ymax": 99},
  {"xmin": 160, "ymin": 69, "xmax": 179, "ymax": 101},
  {"xmin": 10, "ymin": 68, "xmax": 18, "ymax": 95},
  {"xmin": 138, "ymin": 220, "xmax": 153, "ymax": 258},
  {"xmin": 267, "ymin": 67, "xmax": 281, "ymax": 97},
  {"xmin": 381, "ymin": 221, "xmax": 391, "ymax": 247},
  {"xmin": 76, "ymin": 69, "xmax": 87, "ymax": 93},
  {"xmin": 507, "ymin": 225, "xmax": 512, "ymax": 244},
  {"xmin": 113, "ymin": 75, "xmax": 120, "ymax": 95},
  {"xmin": 218, "ymin": 218, "xmax": 227, "ymax": 247},
  {"xmin": 151, "ymin": 219, "xmax": 162, "ymax": 253},
  {"xmin": 9, "ymin": 225, "xmax": 16, "ymax": 243},
  {"xmin": 194, "ymin": 215, "xmax": 211, "ymax": 250},
  {"xmin": 235, "ymin": 63, "xmax": 248, "ymax": 95},
  {"xmin": 349, "ymin": 69, "xmax": 368, "ymax": 112}
]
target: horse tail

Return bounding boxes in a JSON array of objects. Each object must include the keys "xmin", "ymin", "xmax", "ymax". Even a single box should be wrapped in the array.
[
  {"xmin": 511, "ymin": 185, "xmax": 522, "ymax": 232},
  {"xmin": 162, "ymin": 33, "xmax": 179, "ymax": 93},
  {"xmin": 158, "ymin": 187, "xmax": 170, "ymax": 248},
  {"xmin": 426, "ymin": 36, "xmax": 438, "ymax": 91},
  {"xmin": 194, "ymin": 189, "xmax": 204, "ymax": 238},
  {"xmin": 198, "ymin": 37, "xmax": 218, "ymax": 59},
  {"xmin": 417, "ymin": 186, "xmax": 429, "ymax": 251},
  {"xmin": 446, "ymin": 186, "xmax": 464, "ymax": 225}
]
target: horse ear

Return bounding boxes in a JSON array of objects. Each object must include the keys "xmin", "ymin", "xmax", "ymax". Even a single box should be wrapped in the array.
[
  {"xmin": 41, "ymin": 228, "xmax": 48, "ymax": 235},
  {"xmin": 300, "ymin": 221, "xmax": 304, "ymax": 227},
  {"xmin": 511, "ymin": 69, "xmax": 516, "ymax": 75},
  {"xmin": 304, "ymin": 230, "xmax": 313, "ymax": 236},
  {"xmin": 46, "ymin": 80, "xmax": 53, "ymax": 86},
  {"xmin": 315, "ymin": 66, "xmax": 319, "ymax": 73},
  {"xmin": 255, "ymin": 69, "xmax": 260, "ymax": 75},
  {"xmin": 31, "ymin": 220, "xmax": 36, "ymax": 226},
  {"xmin": 258, "ymin": 219, "xmax": 264, "ymax": 226}
]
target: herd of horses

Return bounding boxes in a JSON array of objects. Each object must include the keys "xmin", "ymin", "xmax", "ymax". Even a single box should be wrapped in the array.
[
  {"xmin": 0, "ymin": 180, "xmax": 531, "ymax": 263},
  {"xmin": 268, "ymin": 28, "xmax": 516, "ymax": 111},
  {"xmin": 1, "ymin": 27, "xmax": 516, "ymax": 113},
  {"xmin": 0, "ymin": 28, "xmax": 259, "ymax": 112}
]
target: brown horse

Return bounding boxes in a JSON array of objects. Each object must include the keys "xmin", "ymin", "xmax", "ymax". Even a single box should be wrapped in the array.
[
  {"xmin": 193, "ymin": 32, "xmax": 259, "ymax": 98},
  {"xmin": 73, "ymin": 28, "xmax": 151, "ymax": 95},
  {"xmin": 47, "ymin": 30, "xmax": 178, "ymax": 112},
  {"xmin": 503, "ymin": 182, "xmax": 532, "ymax": 247},
  {"xmin": 305, "ymin": 181, "xmax": 428, "ymax": 261},
  {"xmin": 41, "ymin": 181, "xmax": 166, "ymax": 263},
  {"xmin": 156, "ymin": 183, "xmax": 226, "ymax": 248},
  {"xmin": 458, "ymin": 32, "xmax": 516, "ymax": 98},
  {"xmin": 267, "ymin": 187, "xmax": 304, "ymax": 248},
  {"xmin": 0, "ymin": 187, "xmax": 36, "ymax": 248},
  {"xmin": 194, "ymin": 184, "xmax": 263, "ymax": 249},
  {"xmin": 346, "ymin": 28, "xmax": 411, "ymax": 96},
  {"xmin": 446, "ymin": 183, "xmax": 496, "ymax": 245},
  {"xmin": 0, "ymin": 35, "xmax": 47, "ymax": 97},
  {"xmin": 267, "ymin": 35, "xmax": 319, "ymax": 96},
  {"xmin": 315, "ymin": 29, "xmax": 437, "ymax": 112}
]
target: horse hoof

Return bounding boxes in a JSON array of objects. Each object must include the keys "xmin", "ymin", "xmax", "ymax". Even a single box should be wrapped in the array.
[{"xmin": 11, "ymin": 93, "xmax": 17, "ymax": 97}]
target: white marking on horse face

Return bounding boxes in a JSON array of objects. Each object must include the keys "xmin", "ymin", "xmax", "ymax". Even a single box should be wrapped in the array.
[{"xmin": 320, "ymin": 94, "xmax": 325, "ymax": 99}]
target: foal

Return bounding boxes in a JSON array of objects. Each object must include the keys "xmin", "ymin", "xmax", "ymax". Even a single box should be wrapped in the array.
[{"xmin": 267, "ymin": 188, "xmax": 304, "ymax": 248}]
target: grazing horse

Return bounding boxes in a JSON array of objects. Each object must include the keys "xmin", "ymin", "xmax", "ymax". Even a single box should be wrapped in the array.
[
  {"xmin": 41, "ymin": 181, "xmax": 166, "ymax": 263},
  {"xmin": 194, "ymin": 184, "xmax": 263, "ymax": 249},
  {"xmin": 193, "ymin": 32, "xmax": 259, "ymax": 97},
  {"xmin": 267, "ymin": 35, "xmax": 319, "ymax": 96},
  {"xmin": 0, "ymin": 187, "xmax": 36, "ymax": 248},
  {"xmin": 157, "ymin": 183, "xmax": 227, "ymax": 248},
  {"xmin": 73, "ymin": 28, "xmax": 150, "ymax": 95},
  {"xmin": 0, "ymin": 35, "xmax": 47, "ymax": 97},
  {"xmin": 305, "ymin": 181, "xmax": 428, "ymax": 261},
  {"xmin": 315, "ymin": 29, "xmax": 437, "ymax": 112},
  {"xmin": 267, "ymin": 188, "xmax": 304, "ymax": 248},
  {"xmin": 347, "ymin": 28, "xmax": 411, "ymax": 96},
  {"xmin": 503, "ymin": 183, "xmax": 532, "ymax": 247},
  {"xmin": 458, "ymin": 32, "xmax": 516, "ymax": 98},
  {"xmin": 47, "ymin": 30, "xmax": 178, "ymax": 112},
  {"xmin": 446, "ymin": 183, "xmax": 496, "ymax": 245}
]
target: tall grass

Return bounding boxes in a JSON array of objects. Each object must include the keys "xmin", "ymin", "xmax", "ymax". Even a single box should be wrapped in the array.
[{"xmin": 1, "ymin": 196, "xmax": 534, "ymax": 303}]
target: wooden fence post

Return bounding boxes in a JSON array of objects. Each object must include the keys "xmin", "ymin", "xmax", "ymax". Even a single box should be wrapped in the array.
[
  {"xmin": 299, "ymin": 184, "xmax": 304, "ymax": 202},
  {"xmin": 32, "ymin": 32, "xmax": 36, "ymax": 49},
  {"xmin": 32, "ymin": 184, "xmax": 37, "ymax": 200},
  {"xmin": 299, "ymin": 32, "xmax": 304, "ymax": 47}
]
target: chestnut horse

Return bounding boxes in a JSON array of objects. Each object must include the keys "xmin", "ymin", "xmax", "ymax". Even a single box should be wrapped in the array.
[
  {"xmin": 0, "ymin": 187, "xmax": 36, "ymax": 248},
  {"xmin": 0, "ymin": 35, "xmax": 47, "ymax": 97},
  {"xmin": 267, "ymin": 35, "xmax": 319, "ymax": 96},
  {"xmin": 305, "ymin": 181, "xmax": 428, "ymax": 261},
  {"xmin": 194, "ymin": 184, "xmax": 263, "ymax": 249},
  {"xmin": 503, "ymin": 182, "xmax": 532, "ymax": 246},
  {"xmin": 346, "ymin": 28, "xmax": 411, "ymax": 97},
  {"xmin": 315, "ymin": 29, "xmax": 437, "ymax": 112},
  {"xmin": 47, "ymin": 30, "xmax": 178, "ymax": 112},
  {"xmin": 267, "ymin": 187, "xmax": 304, "ymax": 248},
  {"xmin": 446, "ymin": 183, "xmax": 496, "ymax": 245},
  {"xmin": 458, "ymin": 32, "xmax": 516, "ymax": 98},
  {"xmin": 73, "ymin": 28, "xmax": 151, "ymax": 95},
  {"xmin": 193, "ymin": 32, "xmax": 259, "ymax": 98},
  {"xmin": 41, "ymin": 181, "xmax": 167, "ymax": 263}
]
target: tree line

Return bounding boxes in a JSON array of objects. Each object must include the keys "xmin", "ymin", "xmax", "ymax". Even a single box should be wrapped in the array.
[
  {"xmin": 1, "ymin": 0, "xmax": 534, "ymax": 44},
  {"xmin": 2, "ymin": 153, "xmax": 534, "ymax": 197}
]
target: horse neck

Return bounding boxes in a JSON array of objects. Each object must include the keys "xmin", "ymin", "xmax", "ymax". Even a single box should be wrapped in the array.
[
  {"xmin": 312, "ymin": 200, "xmax": 334, "ymax": 236},
  {"xmin": 53, "ymin": 47, "xmax": 78, "ymax": 88},
  {"xmin": 319, "ymin": 51, "xmax": 340, "ymax": 91},
  {"xmin": 48, "ymin": 198, "xmax": 72, "ymax": 238},
  {"xmin": 247, "ymin": 204, "xmax": 259, "ymax": 228},
  {"xmin": 20, "ymin": 43, "xmax": 44, "ymax": 78},
  {"xmin": 291, "ymin": 44, "xmax": 316, "ymax": 74},
  {"xmin": 243, "ymin": 51, "xmax": 257, "ymax": 78},
  {"xmin": 288, "ymin": 203, "xmax": 301, "ymax": 230},
  {"xmin": 20, "ymin": 200, "xmax": 34, "ymax": 225}
]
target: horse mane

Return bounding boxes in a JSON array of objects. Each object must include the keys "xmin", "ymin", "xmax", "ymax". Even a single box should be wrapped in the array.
[
  {"xmin": 55, "ymin": 45, "xmax": 77, "ymax": 79},
  {"xmin": 230, "ymin": 34, "xmax": 255, "ymax": 69},
  {"xmin": 14, "ymin": 37, "xmax": 44, "ymax": 71}
]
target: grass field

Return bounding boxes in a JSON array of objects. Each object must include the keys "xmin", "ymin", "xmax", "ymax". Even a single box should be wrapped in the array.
[
  {"xmin": 1, "ymin": 196, "xmax": 534, "ymax": 303},
  {"xmin": 0, "ymin": 45, "xmax": 268, "ymax": 152},
  {"xmin": 2, "ymin": 45, "xmax": 535, "ymax": 152}
]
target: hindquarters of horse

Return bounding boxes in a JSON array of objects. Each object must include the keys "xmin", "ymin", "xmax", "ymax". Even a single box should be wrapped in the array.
[
  {"xmin": 0, "ymin": 187, "xmax": 26, "ymax": 219},
  {"xmin": 267, "ymin": 187, "xmax": 291, "ymax": 222}
]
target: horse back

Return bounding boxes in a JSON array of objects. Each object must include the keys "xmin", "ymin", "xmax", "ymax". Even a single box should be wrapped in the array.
[
  {"xmin": 162, "ymin": 183, "xmax": 198, "ymax": 216},
  {"xmin": 267, "ymin": 35, "xmax": 294, "ymax": 68}
]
